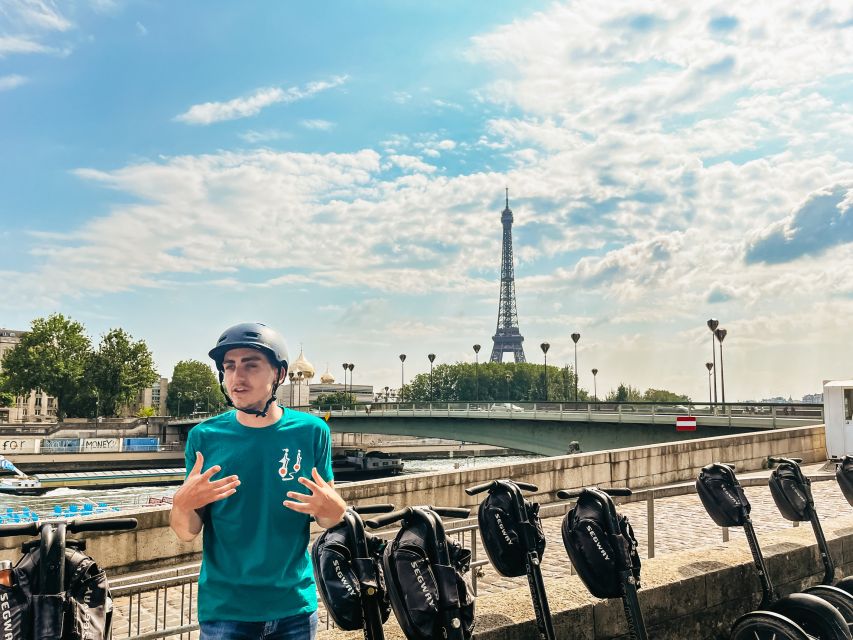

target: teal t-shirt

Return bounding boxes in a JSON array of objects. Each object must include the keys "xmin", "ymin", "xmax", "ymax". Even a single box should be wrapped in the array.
[{"xmin": 184, "ymin": 408, "xmax": 334, "ymax": 622}]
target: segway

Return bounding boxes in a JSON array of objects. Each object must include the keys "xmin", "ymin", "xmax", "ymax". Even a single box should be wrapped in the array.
[
  {"xmin": 365, "ymin": 505, "xmax": 474, "ymax": 640},
  {"xmin": 767, "ymin": 457, "xmax": 853, "ymax": 629},
  {"xmin": 0, "ymin": 516, "xmax": 137, "ymax": 640},
  {"xmin": 696, "ymin": 462, "xmax": 851, "ymax": 639},
  {"xmin": 466, "ymin": 479, "xmax": 555, "ymax": 640},
  {"xmin": 312, "ymin": 504, "xmax": 395, "ymax": 639},
  {"xmin": 557, "ymin": 486, "xmax": 648, "ymax": 640},
  {"xmin": 834, "ymin": 455, "xmax": 853, "ymax": 595}
]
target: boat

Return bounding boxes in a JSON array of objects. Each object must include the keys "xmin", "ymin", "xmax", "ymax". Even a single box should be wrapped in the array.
[
  {"xmin": 0, "ymin": 455, "xmax": 44, "ymax": 495},
  {"xmin": 332, "ymin": 449, "xmax": 404, "ymax": 478}
]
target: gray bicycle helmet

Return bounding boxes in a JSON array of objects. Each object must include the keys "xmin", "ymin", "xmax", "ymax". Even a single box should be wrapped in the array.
[{"xmin": 209, "ymin": 322, "xmax": 290, "ymax": 417}]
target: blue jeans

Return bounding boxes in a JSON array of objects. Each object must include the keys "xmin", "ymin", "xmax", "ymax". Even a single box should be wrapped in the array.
[{"xmin": 200, "ymin": 611, "xmax": 318, "ymax": 640}]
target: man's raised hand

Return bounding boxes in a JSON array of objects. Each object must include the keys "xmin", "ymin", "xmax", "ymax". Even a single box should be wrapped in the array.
[
  {"xmin": 283, "ymin": 467, "xmax": 346, "ymax": 527},
  {"xmin": 173, "ymin": 452, "xmax": 240, "ymax": 511}
]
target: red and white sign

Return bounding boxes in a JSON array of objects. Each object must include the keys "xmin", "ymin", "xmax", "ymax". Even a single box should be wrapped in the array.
[{"xmin": 676, "ymin": 416, "xmax": 697, "ymax": 431}]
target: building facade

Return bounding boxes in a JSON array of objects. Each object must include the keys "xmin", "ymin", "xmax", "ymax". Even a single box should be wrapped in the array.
[{"xmin": 0, "ymin": 328, "xmax": 56, "ymax": 423}]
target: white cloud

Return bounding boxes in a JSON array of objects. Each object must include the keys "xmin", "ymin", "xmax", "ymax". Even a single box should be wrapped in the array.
[
  {"xmin": 238, "ymin": 129, "xmax": 292, "ymax": 143},
  {"xmin": 0, "ymin": 74, "xmax": 27, "ymax": 90},
  {"xmin": 300, "ymin": 119, "xmax": 334, "ymax": 131},
  {"xmin": 0, "ymin": 35, "xmax": 51, "ymax": 55},
  {"xmin": 392, "ymin": 91, "xmax": 411, "ymax": 104},
  {"xmin": 388, "ymin": 154, "xmax": 437, "ymax": 174},
  {"xmin": 175, "ymin": 76, "xmax": 348, "ymax": 125},
  {"xmin": 5, "ymin": 0, "xmax": 73, "ymax": 32},
  {"xmin": 135, "ymin": 21, "xmax": 147, "ymax": 36}
]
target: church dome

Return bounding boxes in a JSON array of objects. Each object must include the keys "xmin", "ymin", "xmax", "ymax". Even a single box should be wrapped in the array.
[
  {"xmin": 320, "ymin": 364, "xmax": 335, "ymax": 384},
  {"xmin": 290, "ymin": 349, "xmax": 315, "ymax": 380}
]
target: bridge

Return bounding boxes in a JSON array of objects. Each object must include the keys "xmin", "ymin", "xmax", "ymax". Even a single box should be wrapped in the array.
[{"xmin": 169, "ymin": 402, "xmax": 822, "ymax": 456}]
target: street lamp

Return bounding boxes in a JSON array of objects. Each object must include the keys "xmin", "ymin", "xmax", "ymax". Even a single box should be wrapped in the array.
[
  {"xmin": 427, "ymin": 354, "xmax": 436, "ymax": 401},
  {"xmin": 289, "ymin": 371, "xmax": 295, "ymax": 406},
  {"xmin": 297, "ymin": 370, "xmax": 304, "ymax": 406},
  {"xmin": 177, "ymin": 391, "xmax": 183, "ymax": 417},
  {"xmin": 347, "ymin": 364, "xmax": 354, "ymax": 399},
  {"xmin": 705, "ymin": 362, "xmax": 714, "ymax": 404},
  {"xmin": 540, "ymin": 342, "xmax": 550, "ymax": 401},
  {"xmin": 505, "ymin": 373, "xmax": 511, "ymax": 400},
  {"xmin": 707, "ymin": 319, "xmax": 719, "ymax": 403},
  {"xmin": 591, "ymin": 368, "xmax": 599, "ymax": 402},
  {"xmin": 384, "ymin": 386, "xmax": 389, "ymax": 403},
  {"xmin": 715, "ymin": 328, "xmax": 727, "ymax": 405},
  {"xmin": 473, "ymin": 344, "xmax": 481, "ymax": 402},
  {"xmin": 571, "ymin": 332, "xmax": 581, "ymax": 402},
  {"xmin": 399, "ymin": 354, "xmax": 406, "ymax": 402}
]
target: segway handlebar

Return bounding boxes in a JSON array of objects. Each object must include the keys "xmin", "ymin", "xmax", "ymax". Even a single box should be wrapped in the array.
[
  {"xmin": 365, "ymin": 505, "xmax": 471, "ymax": 529},
  {"xmin": 68, "ymin": 517, "xmax": 138, "ymax": 533},
  {"xmin": 556, "ymin": 487, "xmax": 632, "ymax": 500},
  {"xmin": 351, "ymin": 504, "xmax": 395, "ymax": 515},
  {"xmin": 465, "ymin": 479, "xmax": 539, "ymax": 496},
  {"xmin": 0, "ymin": 517, "xmax": 137, "ymax": 538},
  {"xmin": 767, "ymin": 456, "xmax": 803, "ymax": 464}
]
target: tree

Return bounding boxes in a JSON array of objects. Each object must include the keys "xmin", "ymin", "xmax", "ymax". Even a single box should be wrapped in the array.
[
  {"xmin": 606, "ymin": 383, "xmax": 643, "ymax": 402},
  {"xmin": 168, "ymin": 360, "xmax": 223, "ymax": 417},
  {"xmin": 642, "ymin": 388, "xmax": 692, "ymax": 403},
  {"xmin": 312, "ymin": 391, "xmax": 355, "ymax": 408},
  {"xmin": 0, "ymin": 314, "xmax": 91, "ymax": 419},
  {"xmin": 401, "ymin": 361, "xmax": 586, "ymax": 403},
  {"xmin": 87, "ymin": 328, "xmax": 159, "ymax": 417},
  {"xmin": 0, "ymin": 373, "xmax": 15, "ymax": 408}
]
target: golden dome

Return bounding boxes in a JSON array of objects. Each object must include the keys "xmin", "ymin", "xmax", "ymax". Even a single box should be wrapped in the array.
[
  {"xmin": 290, "ymin": 349, "xmax": 315, "ymax": 380},
  {"xmin": 320, "ymin": 364, "xmax": 335, "ymax": 384}
]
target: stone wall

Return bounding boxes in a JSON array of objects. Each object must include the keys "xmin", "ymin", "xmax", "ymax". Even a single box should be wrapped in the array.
[
  {"xmin": 0, "ymin": 424, "xmax": 825, "ymax": 576},
  {"xmin": 319, "ymin": 513, "xmax": 853, "ymax": 640}
]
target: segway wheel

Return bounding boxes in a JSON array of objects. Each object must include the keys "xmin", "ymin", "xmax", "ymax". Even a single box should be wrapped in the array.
[
  {"xmin": 804, "ymin": 585, "xmax": 853, "ymax": 627},
  {"xmin": 769, "ymin": 593, "xmax": 853, "ymax": 640},
  {"xmin": 836, "ymin": 577, "xmax": 853, "ymax": 598},
  {"xmin": 730, "ymin": 611, "xmax": 810, "ymax": 640}
]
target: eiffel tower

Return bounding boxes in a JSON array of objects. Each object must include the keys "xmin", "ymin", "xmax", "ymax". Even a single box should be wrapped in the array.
[{"xmin": 490, "ymin": 189, "xmax": 526, "ymax": 363}]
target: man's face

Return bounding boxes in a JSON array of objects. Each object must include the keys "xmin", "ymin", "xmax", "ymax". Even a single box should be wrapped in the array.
[{"xmin": 221, "ymin": 347, "xmax": 282, "ymax": 410}]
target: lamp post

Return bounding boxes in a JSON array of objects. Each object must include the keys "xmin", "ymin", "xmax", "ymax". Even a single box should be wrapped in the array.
[
  {"xmin": 473, "ymin": 344, "xmax": 481, "ymax": 402},
  {"xmin": 571, "ymin": 332, "xmax": 581, "ymax": 402},
  {"xmin": 289, "ymin": 371, "xmax": 295, "ymax": 406},
  {"xmin": 384, "ymin": 386, "xmax": 389, "ymax": 403},
  {"xmin": 398, "ymin": 354, "xmax": 406, "ymax": 402},
  {"xmin": 297, "ymin": 370, "xmax": 304, "ymax": 406},
  {"xmin": 347, "ymin": 364, "xmax": 354, "ymax": 400},
  {"xmin": 707, "ymin": 319, "xmax": 719, "ymax": 403},
  {"xmin": 177, "ymin": 391, "xmax": 183, "ymax": 418},
  {"xmin": 591, "ymin": 368, "xmax": 599, "ymax": 402},
  {"xmin": 715, "ymin": 328, "xmax": 727, "ymax": 405},
  {"xmin": 540, "ymin": 342, "xmax": 550, "ymax": 401},
  {"xmin": 342, "ymin": 363, "xmax": 349, "ymax": 397},
  {"xmin": 705, "ymin": 362, "xmax": 714, "ymax": 404},
  {"xmin": 427, "ymin": 354, "xmax": 436, "ymax": 401},
  {"xmin": 505, "ymin": 373, "xmax": 511, "ymax": 400}
]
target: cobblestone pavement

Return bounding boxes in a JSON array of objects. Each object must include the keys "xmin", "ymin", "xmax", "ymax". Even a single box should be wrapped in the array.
[{"xmin": 109, "ymin": 464, "xmax": 852, "ymax": 636}]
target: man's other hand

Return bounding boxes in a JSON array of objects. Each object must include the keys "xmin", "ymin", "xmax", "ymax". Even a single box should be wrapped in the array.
[
  {"xmin": 173, "ymin": 451, "xmax": 240, "ymax": 511},
  {"xmin": 283, "ymin": 467, "xmax": 346, "ymax": 527}
]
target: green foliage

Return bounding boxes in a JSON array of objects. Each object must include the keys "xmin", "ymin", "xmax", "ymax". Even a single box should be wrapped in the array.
[
  {"xmin": 87, "ymin": 328, "xmax": 158, "ymax": 417},
  {"xmin": 607, "ymin": 383, "xmax": 643, "ymax": 402},
  {"xmin": 605, "ymin": 384, "xmax": 691, "ymax": 403},
  {"xmin": 167, "ymin": 360, "xmax": 223, "ymax": 417},
  {"xmin": 136, "ymin": 406, "xmax": 157, "ymax": 418},
  {"xmin": 0, "ymin": 374, "xmax": 15, "ymax": 408},
  {"xmin": 0, "ymin": 314, "xmax": 91, "ymax": 419},
  {"xmin": 312, "ymin": 391, "xmax": 355, "ymax": 408},
  {"xmin": 642, "ymin": 388, "xmax": 691, "ymax": 403},
  {"xmin": 401, "ymin": 361, "xmax": 587, "ymax": 402}
]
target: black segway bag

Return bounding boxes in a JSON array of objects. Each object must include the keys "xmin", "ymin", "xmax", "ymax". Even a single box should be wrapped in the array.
[
  {"xmin": 311, "ymin": 523, "xmax": 390, "ymax": 630},
  {"xmin": 13, "ymin": 541, "xmax": 113, "ymax": 640},
  {"xmin": 561, "ymin": 490, "xmax": 641, "ymax": 599},
  {"xmin": 383, "ymin": 511, "xmax": 475, "ymax": 640},
  {"xmin": 696, "ymin": 463, "xmax": 751, "ymax": 527},
  {"xmin": 836, "ymin": 455, "xmax": 853, "ymax": 508},
  {"xmin": 769, "ymin": 460, "xmax": 813, "ymax": 522},
  {"xmin": 477, "ymin": 482, "xmax": 546, "ymax": 577}
]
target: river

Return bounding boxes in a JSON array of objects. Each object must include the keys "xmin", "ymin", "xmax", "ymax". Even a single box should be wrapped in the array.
[{"xmin": 0, "ymin": 453, "xmax": 542, "ymax": 517}]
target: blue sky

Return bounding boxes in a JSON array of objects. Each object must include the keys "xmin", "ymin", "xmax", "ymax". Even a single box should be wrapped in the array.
[{"xmin": 3, "ymin": 1, "xmax": 853, "ymax": 401}]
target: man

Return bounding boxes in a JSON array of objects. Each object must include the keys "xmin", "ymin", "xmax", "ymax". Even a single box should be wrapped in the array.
[{"xmin": 170, "ymin": 322, "xmax": 347, "ymax": 640}]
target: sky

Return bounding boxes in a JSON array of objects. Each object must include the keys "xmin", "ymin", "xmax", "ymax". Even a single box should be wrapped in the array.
[{"xmin": 2, "ymin": 1, "xmax": 853, "ymax": 403}]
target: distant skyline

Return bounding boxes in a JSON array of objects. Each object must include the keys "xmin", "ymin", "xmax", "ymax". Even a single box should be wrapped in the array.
[{"xmin": 3, "ymin": 1, "xmax": 853, "ymax": 402}]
